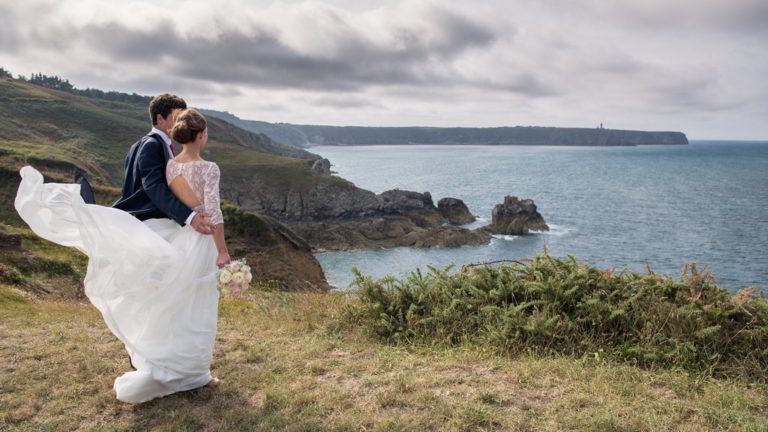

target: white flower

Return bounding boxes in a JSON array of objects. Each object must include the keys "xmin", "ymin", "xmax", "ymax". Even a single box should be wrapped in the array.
[
  {"xmin": 218, "ymin": 269, "xmax": 232, "ymax": 284},
  {"xmin": 245, "ymin": 271, "xmax": 253, "ymax": 283},
  {"xmin": 232, "ymin": 272, "xmax": 244, "ymax": 284}
]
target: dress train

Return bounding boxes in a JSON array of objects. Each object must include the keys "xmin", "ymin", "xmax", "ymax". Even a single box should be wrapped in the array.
[{"xmin": 15, "ymin": 166, "xmax": 219, "ymax": 403}]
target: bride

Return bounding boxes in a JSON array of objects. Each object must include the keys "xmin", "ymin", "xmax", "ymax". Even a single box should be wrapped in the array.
[{"xmin": 14, "ymin": 108, "xmax": 228, "ymax": 403}]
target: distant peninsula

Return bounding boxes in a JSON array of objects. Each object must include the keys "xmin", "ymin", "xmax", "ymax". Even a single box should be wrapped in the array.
[{"xmin": 202, "ymin": 110, "xmax": 688, "ymax": 148}]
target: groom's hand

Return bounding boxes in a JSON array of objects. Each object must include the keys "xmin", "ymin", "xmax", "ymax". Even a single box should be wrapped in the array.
[{"xmin": 190, "ymin": 212, "xmax": 214, "ymax": 235}]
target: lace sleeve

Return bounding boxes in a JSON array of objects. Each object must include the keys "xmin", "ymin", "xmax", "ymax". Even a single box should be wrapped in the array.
[
  {"xmin": 204, "ymin": 162, "xmax": 224, "ymax": 225},
  {"xmin": 165, "ymin": 159, "xmax": 180, "ymax": 186}
]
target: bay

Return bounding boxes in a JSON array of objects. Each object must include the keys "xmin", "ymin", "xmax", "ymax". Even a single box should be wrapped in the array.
[{"xmin": 310, "ymin": 141, "xmax": 768, "ymax": 293}]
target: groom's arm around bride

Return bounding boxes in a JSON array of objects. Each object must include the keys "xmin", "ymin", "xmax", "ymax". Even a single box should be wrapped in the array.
[{"xmin": 113, "ymin": 93, "xmax": 212, "ymax": 235}]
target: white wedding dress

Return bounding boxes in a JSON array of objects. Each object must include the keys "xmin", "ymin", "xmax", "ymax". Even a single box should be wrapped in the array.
[{"xmin": 14, "ymin": 162, "xmax": 223, "ymax": 403}]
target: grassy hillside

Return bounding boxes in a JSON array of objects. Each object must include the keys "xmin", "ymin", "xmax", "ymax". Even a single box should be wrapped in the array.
[
  {"xmin": 0, "ymin": 78, "xmax": 324, "ymax": 188},
  {"xmin": 0, "ymin": 75, "xmax": 337, "ymax": 235},
  {"xmin": 0, "ymin": 77, "xmax": 333, "ymax": 292},
  {"xmin": 202, "ymin": 108, "xmax": 311, "ymax": 148}
]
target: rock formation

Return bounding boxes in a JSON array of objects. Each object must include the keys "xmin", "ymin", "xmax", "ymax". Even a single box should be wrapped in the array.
[
  {"xmin": 311, "ymin": 158, "xmax": 331, "ymax": 175},
  {"xmin": 288, "ymin": 189, "xmax": 489, "ymax": 250},
  {"xmin": 438, "ymin": 197, "xmax": 476, "ymax": 224},
  {"xmin": 222, "ymin": 205, "xmax": 330, "ymax": 292},
  {"xmin": 485, "ymin": 196, "xmax": 549, "ymax": 235},
  {"xmin": 294, "ymin": 216, "xmax": 490, "ymax": 251},
  {"xmin": 222, "ymin": 166, "xmax": 554, "ymax": 250},
  {"xmin": 380, "ymin": 190, "xmax": 434, "ymax": 213}
]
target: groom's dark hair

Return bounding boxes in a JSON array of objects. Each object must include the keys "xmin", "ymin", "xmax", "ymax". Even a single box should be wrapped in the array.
[{"xmin": 149, "ymin": 94, "xmax": 187, "ymax": 125}]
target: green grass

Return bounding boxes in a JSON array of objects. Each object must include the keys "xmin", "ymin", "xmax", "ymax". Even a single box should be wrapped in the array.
[
  {"xmin": 0, "ymin": 223, "xmax": 88, "ymax": 299},
  {"xmin": 1, "ymin": 284, "xmax": 767, "ymax": 431},
  {"xmin": 0, "ymin": 166, "xmax": 24, "ymax": 227}
]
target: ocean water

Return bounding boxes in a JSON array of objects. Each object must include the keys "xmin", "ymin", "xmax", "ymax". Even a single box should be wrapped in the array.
[{"xmin": 310, "ymin": 141, "xmax": 768, "ymax": 293}]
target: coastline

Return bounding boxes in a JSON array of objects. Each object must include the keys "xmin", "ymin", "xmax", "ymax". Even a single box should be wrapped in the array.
[{"xmin": 309, "ymin": 142, "xmax": 768, "ymax": 293}]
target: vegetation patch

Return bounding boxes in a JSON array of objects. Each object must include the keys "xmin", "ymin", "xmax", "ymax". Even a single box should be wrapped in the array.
[
  {"xmin": 349, "ymin": 254, "xmax": 768, "ymax": 381},
  {"xmin": 222, "ymin": 204, "xmax": 278, "ymax": 247}
]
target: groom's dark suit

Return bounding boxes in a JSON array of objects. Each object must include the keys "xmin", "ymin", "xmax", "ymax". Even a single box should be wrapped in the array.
[{"xmin": 113, "ymin": 132, "xmax": 192, "ymax": 225}]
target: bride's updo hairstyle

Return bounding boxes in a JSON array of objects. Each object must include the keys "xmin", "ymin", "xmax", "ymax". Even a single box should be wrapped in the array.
[{"xmin": 171, "ymin": 109, "xmax": 207, "ymax": 144}]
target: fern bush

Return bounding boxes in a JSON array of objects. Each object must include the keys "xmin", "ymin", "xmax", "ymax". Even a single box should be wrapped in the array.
[{"xmin": 349, "ymin": 255, "xmax": 768, "ymax": 381}]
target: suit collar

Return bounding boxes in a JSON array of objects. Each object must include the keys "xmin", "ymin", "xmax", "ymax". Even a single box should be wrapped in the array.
[
  {"xmin": 150, "ymin": 127, "xmax": 172, "ymax": 147},
  {"xmin": 148, "ymin": 129, "xmax": 172, "ymax": 161}
]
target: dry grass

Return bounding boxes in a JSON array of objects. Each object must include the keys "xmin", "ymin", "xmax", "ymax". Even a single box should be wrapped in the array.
[{"xmin": 1, "ymin": 284, "xmax": 767, "ymax": 431}]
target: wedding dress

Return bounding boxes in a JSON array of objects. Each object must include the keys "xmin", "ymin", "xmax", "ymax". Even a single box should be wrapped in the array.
[{"xmin": 14, "ymin": 162, "xmax": 223, "ymax": 403}]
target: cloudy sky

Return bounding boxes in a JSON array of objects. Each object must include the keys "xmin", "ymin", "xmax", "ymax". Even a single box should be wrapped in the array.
[{"xmin": 1, "ymin": 0, "xmax": 766, "ymax": 139}]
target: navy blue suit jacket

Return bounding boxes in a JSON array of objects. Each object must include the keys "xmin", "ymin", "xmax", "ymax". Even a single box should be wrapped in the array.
[{"xmin": 112, "ymin": 133, "xmax": 192, "ymax": 225}]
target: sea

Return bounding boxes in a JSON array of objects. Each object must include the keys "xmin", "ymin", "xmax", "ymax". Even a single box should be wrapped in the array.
[{"xmin": 309, "ymin": 141, "xmax": 768, "ymax": 294}]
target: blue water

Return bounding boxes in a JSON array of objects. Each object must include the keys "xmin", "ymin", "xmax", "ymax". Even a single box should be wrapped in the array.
[{"xmin": 310, "ymin": 141, "xmax": 768, "ymax": 293}]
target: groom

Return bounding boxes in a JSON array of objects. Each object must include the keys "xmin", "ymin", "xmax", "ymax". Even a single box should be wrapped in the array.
[{"xmin": 113, "ymin": 93, "xmax": 212, "ymax": 234}]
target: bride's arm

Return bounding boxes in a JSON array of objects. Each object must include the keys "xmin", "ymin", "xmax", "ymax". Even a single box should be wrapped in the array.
[
  {"xmin": 204, "ymin": 163, "xmax": 229, "ymax": 267},
  {"xmin": 213, "ymin": 224, "xmax": 229, "ymax": 267}
]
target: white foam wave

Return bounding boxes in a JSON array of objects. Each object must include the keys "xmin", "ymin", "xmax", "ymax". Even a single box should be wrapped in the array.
[
  {"xmin": 536, "ymin": 223, "xmax": 574, "ymax": 236},
  {"xmin": 491, "ymin": 234, "xmax": 518, "ymax": 241}
]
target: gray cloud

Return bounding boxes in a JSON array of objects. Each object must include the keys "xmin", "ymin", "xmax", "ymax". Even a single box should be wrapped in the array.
[
  {"xmin": 1, "ymin": 0, "xmax": 766, "ymax": 138},
  {"xmin": 592, "ymin": 0, "xmax": 768, "ymax": 34},
  {"xmin": 312, "ymin": 95, "xmax": 385, "ymax": 109},
  {"xmin": 0, "ymin": 5, "xmax": 20, "ymax": 53},
  {"xmin": 642, "ymin": 73, "xmax": 751, "ymax": 113},
  {"xmin": 13, "ymin": 4, "xmax": 506, "ymax": 94},
  {"xmin": 489, "ymin": 73, "xmax": 558, "ymax": 97}
]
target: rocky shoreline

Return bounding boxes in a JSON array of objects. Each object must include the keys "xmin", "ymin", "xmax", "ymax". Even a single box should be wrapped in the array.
[
  {"xmin": 289, "ymin": 190, "xmax": 491, "ymax": 251},
  {"xmin": 223, "ymin": 164, "xmax": 548, "ymax": 251}
]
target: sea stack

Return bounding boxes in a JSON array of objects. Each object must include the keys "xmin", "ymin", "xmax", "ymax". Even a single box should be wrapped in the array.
[
  {"xmin": 437, "ymin": 197, "xmax": 476, "ymax": 224},
  {"xmin": 486, "ymin": 196, "xmax": 549, "ymax": 235}
]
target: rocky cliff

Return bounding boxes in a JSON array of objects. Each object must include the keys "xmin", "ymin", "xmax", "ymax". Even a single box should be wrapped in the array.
[
  {"xmin": 293, "ymin": 125, "xmax": 688, "ymax": 146},
  {"xmin": 223, "ymin": 174, "xmax": 490, "ymax": 250}
]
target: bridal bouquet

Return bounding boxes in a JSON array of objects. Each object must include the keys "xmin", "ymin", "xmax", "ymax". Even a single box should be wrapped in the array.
[{"xmin": 217, "ymin": 258, "xmax": 252, "ymax": 296}]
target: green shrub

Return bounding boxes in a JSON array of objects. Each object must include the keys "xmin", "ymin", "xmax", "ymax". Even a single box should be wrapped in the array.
[
  {"xmin": 349, "ymin": 255, "xmax": 768, "ymax": 381},
  {"xmin": 222, "ymin": 203, "xmax": 310, "ymax": 250},
  {"xmin": 222, "ymin": 203, "xmax": 276, "ymax": 246}
]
